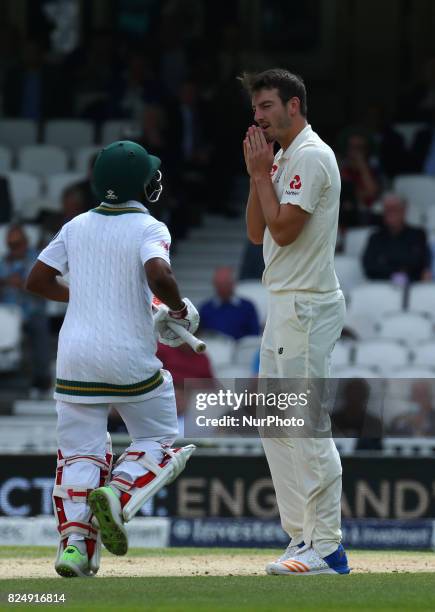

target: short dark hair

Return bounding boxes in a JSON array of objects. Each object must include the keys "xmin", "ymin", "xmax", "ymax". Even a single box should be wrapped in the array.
[{"xmin": 239, "ymin": 68, "xmax": 307, "ymax": 117}]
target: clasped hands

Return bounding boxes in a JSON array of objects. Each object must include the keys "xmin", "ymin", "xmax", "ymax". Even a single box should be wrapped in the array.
[{"xmin": 243, "ymin": 125, "xmax": 274, "ymax": 180}]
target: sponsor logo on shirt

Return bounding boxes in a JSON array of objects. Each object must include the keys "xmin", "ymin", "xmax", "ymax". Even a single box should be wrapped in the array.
[
  {"xmin": 159, "ymin": 241, "xmax": 170, "ymax": 252},
  {"xmin": 270, "ymin": 164, "xmax": 278, "ymax": 177},
  {"xmin": 289, "ymin": 174, "xmax": 302, "ymax": 189},
  {"xmin": 285, "ymin": 174, "xmax": 302, "ymax": 197}
]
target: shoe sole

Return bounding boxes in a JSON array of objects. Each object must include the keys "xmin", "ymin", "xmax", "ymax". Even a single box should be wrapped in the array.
[
  {"xmin": 266, "ymin": 564, "xmax": 350, "ymax": 576},
  {"xmin": 89, "ymin": 490, "xmax": 128, "ymax": 556},
  {"xmin": 55, "ymin": 561, "xmax": 93, "ymax": 578}
]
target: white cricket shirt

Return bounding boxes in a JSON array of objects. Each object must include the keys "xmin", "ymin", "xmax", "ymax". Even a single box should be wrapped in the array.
[
  {"xmin": 263, "ymin": 124, "xmax": 341, "ymax": 293},
  {"xmin": 38, "ymin": 201, "xmax": 171, "ymax": 403}
]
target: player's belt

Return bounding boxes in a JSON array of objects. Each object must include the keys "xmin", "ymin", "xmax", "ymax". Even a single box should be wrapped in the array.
[{"xmin": 55, "ymin": 371, "xmax": 164, "ymax": 397}]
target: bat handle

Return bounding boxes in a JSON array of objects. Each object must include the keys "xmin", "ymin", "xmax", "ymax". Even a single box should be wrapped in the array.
[{"xmin": 167, "ymin": 321, "xmax": 207, "ymax": 353}]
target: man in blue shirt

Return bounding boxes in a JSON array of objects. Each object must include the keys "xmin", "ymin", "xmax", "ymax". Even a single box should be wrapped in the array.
[
  {"xmin": 0, "ymin": 225, "xmax": 51, "ymax": 392},
  {"xmin": 199, "ymin": 267, "xmax": 260, "ymax": 340}
]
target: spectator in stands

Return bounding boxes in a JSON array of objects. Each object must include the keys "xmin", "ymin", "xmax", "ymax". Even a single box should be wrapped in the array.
[
  {"xmin": 199, "ymin": 267, "xmax": 260, "ymax": 340},
  {"xmin": 39, "ymin": 184, "xmax": 88, "ymax": 244},
  {"xmin": 64, "ymin": 29, "xmax": 117, "ymax": 119},
  {"xmin": 0, "ymin": 176, "xmax": 13, "ymax": 224},
  {"xmin": 362, "ymin": 193, "xmax": 432, "ymax": 283},
  {"xmin": 332, "ymin": 378, "xmax": 383, "ymax": 450},
  {"xmin": 0, "ymin": 225, "xmax": 51, "ymax": 393},
  {"xmin": 0, "ymin": 23, "xmax": 21, "ymax": 93},
  {"xmin": 69, "ymin": 153, "xmax": 100, "ymax": 212},
  {"xmin": 338, "ymin": 129, "xmax": 381, "ymax": 221},
  {"xmin": 3, "ymin": 39, "xmax": 70, "ymax": 119},
  {"xmin": 239, "ymin": 242, "xmax": 264, "ymax": 281},
  {"xmin": 360, "ymin": 103, "xmax": 408, "ymax": 179},
  {"xmin": 107, "ymin": 52, "xmax": 169, "ymax": 120},
  {"xmin": 398, "ymin": 57, "xmax": 435, "ymax": 122},
  {"xmin": 409, "ymin": 109, "xmax": 435, "ymax": 175},
  {"xmin": 389, "ymin": 381, "xmax": 435, "ymax": 436},
  {"xmin": 137, "ymin": 103, "xmax": 185, "ymax": 241},
  {"xmin": 168, "ymin": 79, "xmax": 214, "ymax": 226}
]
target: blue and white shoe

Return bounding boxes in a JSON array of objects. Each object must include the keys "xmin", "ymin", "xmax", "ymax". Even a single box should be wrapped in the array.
[
  {"xmin": 265, "ymin": 541, "xmax": 305, "ymax": 575},
  {"xmin": 266, "ymin": 544, "xmax": 350, "ymax": 575}
]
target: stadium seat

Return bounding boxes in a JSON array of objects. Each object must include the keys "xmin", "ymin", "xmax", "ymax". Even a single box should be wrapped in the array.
[
  {"xmin": 5, "ymin": 172, "xmax": 42, "ymax": 216},
  {"xmin": 0, "ymin": 119, "xmax": 38, "ymax": 150},
  {"xmin": 236, "ymin": 280, "xmax": 267, "ymax": 324},
  {"xmin": 408, "ymin": 282, "xmax": 435, "ymax": 316},
  {"xmin": 0, "ymin": 146, "xmax": 12, "ymax": 173},
  {"xmin": 348, "ymin": 282, "xmax": 403, "ymax": 316},
  {"xmin": 330, "ymin": 341, "xmax": 352, "ymax": 370},
  {"xmin": 101, "ymin": 120, "xmax": 137, "ymax": 145},
  {"xmin": 233, "ymin": 335, "xmax": 262, "ymax": 366},
  {"xmin": 18, "ymin": 145, "xmax": 68, "ymax": 177},
  {"xmin": 345, "ymin": 282, "xmax": 403, "ymax": 338},
  {"xmin": 45, "ymin": 172, "xmax": 85, "ymax": 210},
  {"xmin": 333, "ymin": 365, "xmax": 380, "ymax": 378},
  {"xmin": 393, "ymin": 175, "xmax": 435, "ymax": 224},
  {"xmin": 354, "ymin": 339, "xmax": 410, "ymax": 376},
  {"xmin": 343, "ymin": 227, "xmax": 372, "ymax": 258},
  {"xmin": 334, "ymin": 255, "xmax": 365, "ymax": 295},
  {"xmin": 44, "ymin": 120, "xmax": 94, "ymax": 150},
  {"xmin": 0, "ymin": 304, "xmax": 22, "ymax": 371},
  {"xmin": 411, "ymin": 341, "xmax": 435, "ymax": 368},
  {"xmin": 389, "ymin": 365, "xmax": 435, "ymax": 378},
  {"xmin": 393, "ymin": 122, "xmax": 426, "ymax": 149},
  {"xmin": 378, "ymin": 311, "xmax": 434, "ymax": 345},
  {"xmin": 200, "ymin": 333, "xmax": 235, "ymax": 370},
  {"xmin": 214, "ymin": 363, "xmax": 252, "ymax": 379},
  {"xmin": 426, "ymin": 207, "xmax": 435, "ymax": 232},
  {"xmin": 73, "ymin": 145, "xmax": 102, "ymax": 173},
  {"xmin": 333, "ymin": 438, "xmax": 357, "ymax": 455},
  {"xmin": 0, "ymin": 224, "xmax": 8, "ymax": 258},
  {"xmin": 23, "ymin": 224, "xmax": 42, "ymax": 249}
]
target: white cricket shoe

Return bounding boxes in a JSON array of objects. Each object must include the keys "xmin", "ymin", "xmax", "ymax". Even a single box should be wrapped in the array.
[
  {"xmin": 266, "ymin": 544, "xmax": 350, "ymax": 575},
  {"xmin": 265, "ymin": 542, "xmax": 304, "ymax": 575}
]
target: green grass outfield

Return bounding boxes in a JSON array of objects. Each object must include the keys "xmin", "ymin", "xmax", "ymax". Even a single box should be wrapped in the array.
[{"xmin": 1, "ymin": 547, "xmax": 435, "ymax": 612}]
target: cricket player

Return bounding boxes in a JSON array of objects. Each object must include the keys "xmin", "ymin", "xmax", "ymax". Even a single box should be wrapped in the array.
[
  {"xmin": 26, "ymin": 141, "xmax": 199, "ymax": 578},
  {"xmin": 241, "ymin": 69, "xmax": 350, "ymax": 575}
]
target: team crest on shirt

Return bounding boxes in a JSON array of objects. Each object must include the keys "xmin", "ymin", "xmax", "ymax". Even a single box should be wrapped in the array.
[
  {"xmin": 270, "ymin": 164, "xmax": 278, "ymax": 177},
  {"xmin": 159, "ymin": 240, "xmax": 170, "ymax": 252},
  {"xmin": 105, "ymin": 189, "xmax": 118, "ymax": 200}
]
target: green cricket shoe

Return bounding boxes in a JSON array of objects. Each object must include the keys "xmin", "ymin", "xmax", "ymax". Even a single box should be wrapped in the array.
[
  {"xmin": 55, "ymin": 545, "xmax": 92, "ymax": 578},
  {"xmin": 89, "ymin": 486, "xmax": 128, "ymax": 556}
]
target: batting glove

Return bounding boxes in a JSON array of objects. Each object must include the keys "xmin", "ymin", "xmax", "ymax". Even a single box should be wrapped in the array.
[{"xmin": 154, "ymin": 298, "xmax": 200, "ymax": 347}]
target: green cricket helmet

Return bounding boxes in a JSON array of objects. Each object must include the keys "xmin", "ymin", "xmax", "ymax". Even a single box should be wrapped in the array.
[{"xmin": 92, "ymin": 140, "xmax": 163, "ymax": 204}]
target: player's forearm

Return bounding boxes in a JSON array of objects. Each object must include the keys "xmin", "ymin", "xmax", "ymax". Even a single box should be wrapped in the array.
[
  {"xmin": 147, "ymin": 267, "xmax": 184, "ymax": 311},
  {"xmin": 26, "ymin": 277, "xmax": 69, "ymax": 302},
  {"xmin": 254, "ymin": 175, "xmax": 299, "ymax": 246},
  {"xmin": 246, "ymin": 180, "xmax": 266, "ymax": 244}
]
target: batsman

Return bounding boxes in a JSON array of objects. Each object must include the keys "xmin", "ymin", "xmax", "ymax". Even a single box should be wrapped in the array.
[{"xmin": 26, "ymin": 141, "xmax": 199, "ymax": 577}]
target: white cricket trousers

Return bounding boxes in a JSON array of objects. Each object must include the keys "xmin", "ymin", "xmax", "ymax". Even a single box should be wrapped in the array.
[
  {"xmin": 56, "ymin": 370, "xmax": 178, "ymax": 540},
  {"xmin": 259, "ymin": 289, "xmax": 346, "ymax": 557}
]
